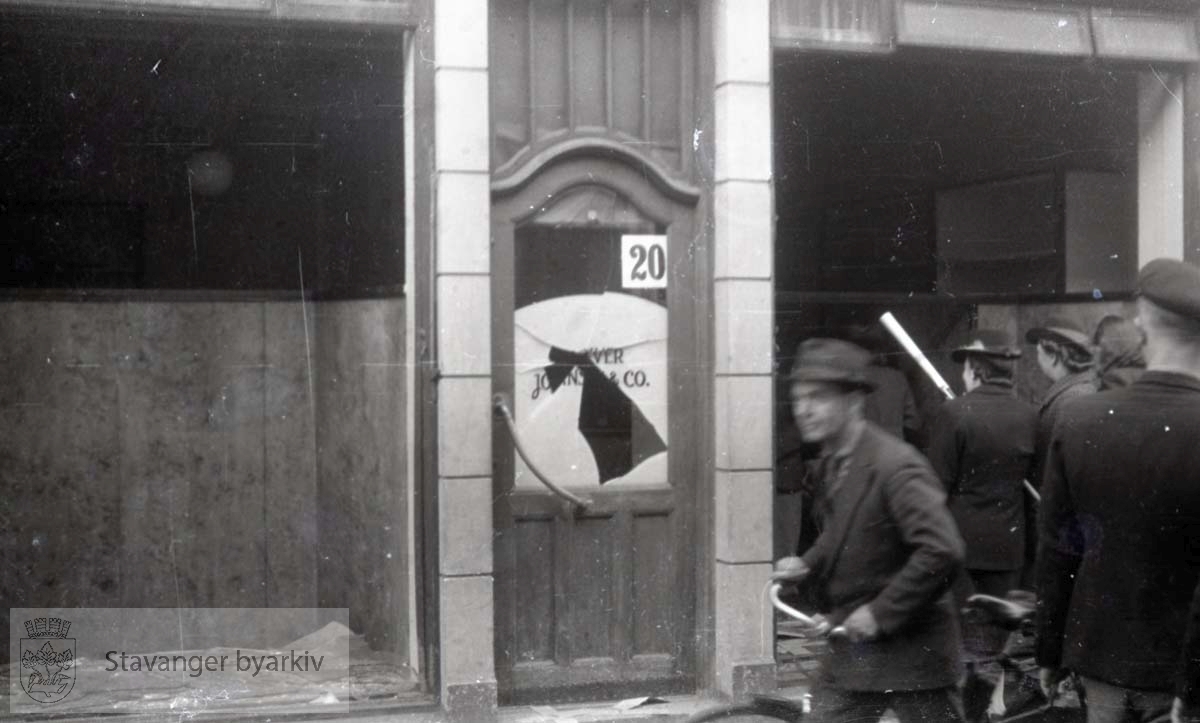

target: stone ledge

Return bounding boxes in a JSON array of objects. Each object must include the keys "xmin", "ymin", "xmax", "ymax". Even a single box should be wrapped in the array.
[
  {"xmin": 443, "ymin": 680, "xmax": 498, "ymax": 720},
  {"xmin": 732, "ymin": 661, "xmax": 778, "ymax": 697}
]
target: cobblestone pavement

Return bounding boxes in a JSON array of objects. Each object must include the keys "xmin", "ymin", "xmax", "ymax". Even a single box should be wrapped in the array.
[{"xmin": 776, "ymin": 618, "xmax": 826, "ymax": 687}]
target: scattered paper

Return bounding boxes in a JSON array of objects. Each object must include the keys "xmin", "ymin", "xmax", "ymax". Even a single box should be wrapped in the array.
[{"xmin": 612, "ymin": 695, "xmax": 668, "ymax": 711}]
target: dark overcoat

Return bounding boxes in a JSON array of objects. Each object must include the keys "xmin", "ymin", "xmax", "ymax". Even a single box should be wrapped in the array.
[
  {"xmin": 1030, "ymin": 371, "xmax": 1096, "ymax": 489},
  {"xmin": 1036, "ymin": 371, "xmax": 1200, "ymax": 691},
  {"xmin": 801, "ymin": 422, "xmax": 965, "ymax": 692},
  {"xmin": 927, "ymin": 382, "xmax": 1037, "ymax": 571},
  {"xmin": 1025, "ymin": 371, "xmax": 1096, "ymax": 570}
]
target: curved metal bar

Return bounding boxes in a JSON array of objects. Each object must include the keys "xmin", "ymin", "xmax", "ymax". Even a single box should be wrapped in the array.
[
  {"xmin": 493, "ymin": 393, "xmax": 590, "ymax": 510},
  {"xmin": 768, "ymin": 583, "xmax": 847, "ymax": 639},
  {"xmin": 768, "ymin": 583, "xmax": 819, "ymax": 627}
]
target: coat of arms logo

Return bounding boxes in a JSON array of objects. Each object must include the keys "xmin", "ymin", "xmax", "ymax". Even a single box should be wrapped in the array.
[{"xmin": 19, "ymin": 617, "xmax": 75, "ymax": 704}]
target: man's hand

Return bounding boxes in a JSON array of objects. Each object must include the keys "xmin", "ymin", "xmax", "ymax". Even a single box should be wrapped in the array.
[
  {"xmin": 806, "ymin": 613, "xmax": 831, "ymax": 637},
  {"xmin": 842, "ymin": 604, "xmax": 880, "ymax": 643},
  {"xmin": 1038, "ymin": 667, "xmax": 1064, "ymax": 700},
  {"xmin": 771, "ymin": 556, "xmax": 810, "ymax": 581}
]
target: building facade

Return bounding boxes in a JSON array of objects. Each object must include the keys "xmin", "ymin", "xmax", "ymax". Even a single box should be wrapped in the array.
[{"xmin": 0, "ymin": 0, "xmax": 1198, "ymax": 718}]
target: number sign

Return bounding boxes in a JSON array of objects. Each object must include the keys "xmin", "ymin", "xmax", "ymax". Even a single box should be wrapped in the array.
[{"xmin": 621, "ymin": 235, "xmax": 668, "ymax": 289}]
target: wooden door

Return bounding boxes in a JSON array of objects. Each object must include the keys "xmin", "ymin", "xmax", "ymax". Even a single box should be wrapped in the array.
[{"xmin": 491, "ymin": 161, "xmax": 699, "ymax": 704}]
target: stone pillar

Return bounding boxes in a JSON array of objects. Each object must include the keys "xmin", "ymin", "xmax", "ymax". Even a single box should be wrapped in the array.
[
  {"xmin": 1138, "ymin": 69, "xmax": 1185, "ymax": 263},
  {"xmin": 432, "ymin": 0, "xmax": 496, "ymax": 716},
  {"xmin": 710, "ymin": 0, "xmax": 777, "ymax": 697},
  {"xmin": 1184, "ymin": 66, "xmax": 1200, "ymax": 265}
]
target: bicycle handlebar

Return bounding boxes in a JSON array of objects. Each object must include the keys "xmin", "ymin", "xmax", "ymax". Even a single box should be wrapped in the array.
[{"xmin": 768, "ymin": 583, "xmax": 847, "ymax": 639}]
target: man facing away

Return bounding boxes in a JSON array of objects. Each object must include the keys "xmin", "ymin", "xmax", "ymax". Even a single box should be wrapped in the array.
[
  {"xmin": 1036, "ymin": 258, "xmax": 1200, "ymax": 723},
  {"xmin": 1026, "ymin": 317, "xmax": 1096, "ymax": 490},
  {"xmin": 928, "ymin": 329, "xmax": 1036, "ymax": 600},
  {"xmin": 775, "ymin": 338, "xmax": 966, "ymax": 723},
  {"xmin": 1091, "ymin": 314, "xmax": 1146, "ymax": 391},
  {"xmin": 1022, "ymin": 318, "xmax": 1095, "ymax": 588}
]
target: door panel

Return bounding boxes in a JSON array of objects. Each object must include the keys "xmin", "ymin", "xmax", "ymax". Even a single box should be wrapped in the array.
[
  {"xmin": 497, "ymin": 491, "xmax": 684, "ymax": 701},
  {"xmin": 493, "ymin": 174, "xmax": 696, "ymax": 704}
]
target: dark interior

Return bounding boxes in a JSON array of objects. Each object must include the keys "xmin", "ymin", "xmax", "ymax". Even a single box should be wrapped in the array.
[
  {"xmin": 774, "ymin": 50, "xmax": 1138, "ymax": 297},
  {"xmin": 770, "ymin": 50, "xmax": 1145, "ymax": 578},
  {"xmin": 772, "ymin": 49, "xmax": 1141, "ymax": 385},
  {"xmin": 0, "ymin": 14, "xmax": 405, "ymax": 295}
]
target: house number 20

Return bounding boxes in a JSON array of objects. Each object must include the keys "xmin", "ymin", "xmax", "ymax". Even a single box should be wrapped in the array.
[{"xmin": 621, "ymin": 234, "xmax": 668, "ymax": 290}]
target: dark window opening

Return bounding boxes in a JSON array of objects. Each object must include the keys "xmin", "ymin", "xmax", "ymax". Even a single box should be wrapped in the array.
[
  {"xmin": 773, "ymin": 52, "xmax": 1139, "ymax": 300},
  {"xmin": 0, "ymin": 12, "xmax": 419, "ymax": 720},
  {"xmin": 0, "ymin": 15, "xmax": 405, "ymax": 297}
]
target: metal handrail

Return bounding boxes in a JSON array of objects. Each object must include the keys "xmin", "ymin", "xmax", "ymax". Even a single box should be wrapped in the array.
[{"xmin": 493, "ymin": 393, "xmax": 590, "ymax": 510}]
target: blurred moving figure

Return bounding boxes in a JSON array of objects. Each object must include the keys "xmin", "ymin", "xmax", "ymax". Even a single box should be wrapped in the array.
[{"xmin": 776, "ymin": 338, "xmax": 966, "ymax": 723}]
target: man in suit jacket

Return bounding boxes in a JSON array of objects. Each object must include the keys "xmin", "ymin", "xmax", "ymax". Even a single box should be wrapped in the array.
[
  {"xmin": 775, "ymin": 338, "xmax": 966, "ymax": 723},
  {"xmin": 928, "ymin": 330, "xmax": 1036, "ymax": 599},
  {"xmin": 1036, "ymin": 258, "xmax": 1200, "ymax": 723}
]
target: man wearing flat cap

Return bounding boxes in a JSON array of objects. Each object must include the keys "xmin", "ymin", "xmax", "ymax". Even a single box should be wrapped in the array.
[
  {"xmin": 1026, "ymin": 319, "xmax": 1096, "ymax": 456},
  {"xmin": 1035, "ymin": 258, "xmax": 1200, "ymax": 723},
  {"xmin": 928, "ymin": 330, "xmax": 1036, "ymax": 602},
  {"xmin": 774, "ymin": 338, "xmax": 966, "ymax": 723},
  {"xmin": 1091, "ymin": 314, "xmax": 1146, "ymax": 391},
  {"xmin": 1023, "ymin": 318, "xmax": 1096, "ymax": 586}
]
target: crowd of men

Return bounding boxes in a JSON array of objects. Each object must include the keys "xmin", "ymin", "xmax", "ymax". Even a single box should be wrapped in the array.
[{"xmin": 773, "ymin": 257, "xmax": 1200, "ymax": 723}]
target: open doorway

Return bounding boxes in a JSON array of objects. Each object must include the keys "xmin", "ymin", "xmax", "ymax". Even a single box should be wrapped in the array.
[{"xmin": 771, "ymin": 49, "xmax": 1153, "ymax": 683}]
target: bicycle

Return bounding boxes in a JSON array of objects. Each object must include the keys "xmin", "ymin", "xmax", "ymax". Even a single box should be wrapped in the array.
[
  {"xmin": 958, "ymin": 594, "xmax": 1083, "ymax": 723},
  {"xmin": 685, "ymin": 582, "xmax": 1084, "ymax": 723},
  {"xmin": 682, "ymin": 579, "xmax": 838, "ymax": 722}
]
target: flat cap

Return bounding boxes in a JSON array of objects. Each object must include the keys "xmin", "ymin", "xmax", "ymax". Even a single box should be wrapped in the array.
[
  {"xmin": 951, "ymin": 329, "xmax": 1021, "ymax": 362},
  {"xmin": 788, "ymin": 338, "xmax": 876, "ymax": 392},
  {"xmin": 1138, "ymin": 258, "xmax": 1200, "ymax": 322},
  {"xmin": 1025, "ymin": 318, "xmax": 1092, "ymax": 357}
]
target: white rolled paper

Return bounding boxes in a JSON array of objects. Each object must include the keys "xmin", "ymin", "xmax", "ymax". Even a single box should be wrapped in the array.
[{"xmin": 879, "ymin": 312, "xmax": 956, "ymax": 401}]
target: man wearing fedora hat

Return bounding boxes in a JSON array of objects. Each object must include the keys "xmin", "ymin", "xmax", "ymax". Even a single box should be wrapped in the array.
[
  {"xmin": 775, "ymin": 338, "xmax": 966, "ymax": 723},
  {"xmin": 928, "ymin": 330, "xmax": 1036, "ymax": 602},
  {"xmin": 1034, "ymin": 259, "xmax": 1200, "ymax": 723}
]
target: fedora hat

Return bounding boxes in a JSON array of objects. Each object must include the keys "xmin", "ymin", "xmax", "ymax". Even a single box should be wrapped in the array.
[
  {"xmin": 787, "ymin": 338, "xmax": 876, "ymax": 391},
  {"xmin": 951, "ymin": 329, "xmax": 1021, "ymax": 363},
  {"xmin": 1025, "ymin": 318, "xmax": 1092, "ymax": 358}
]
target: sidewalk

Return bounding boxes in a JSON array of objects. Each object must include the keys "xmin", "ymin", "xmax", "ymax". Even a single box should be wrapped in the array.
[
  {"xmin": 2, "ymin": 626, "xmax": 825, "ymax": 722},
  {"xmin": 311, "ymin": 622, "xmax": 827, "ymax": 722},
  {"xmin": 306, "ymin": 685, "xmax": 812, "ymax": 723}
]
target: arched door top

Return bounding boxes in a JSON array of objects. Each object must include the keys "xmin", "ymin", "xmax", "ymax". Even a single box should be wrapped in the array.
[{"xmin": 491, "ymin": 138, "xmax": 702, "ymax": 213}]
